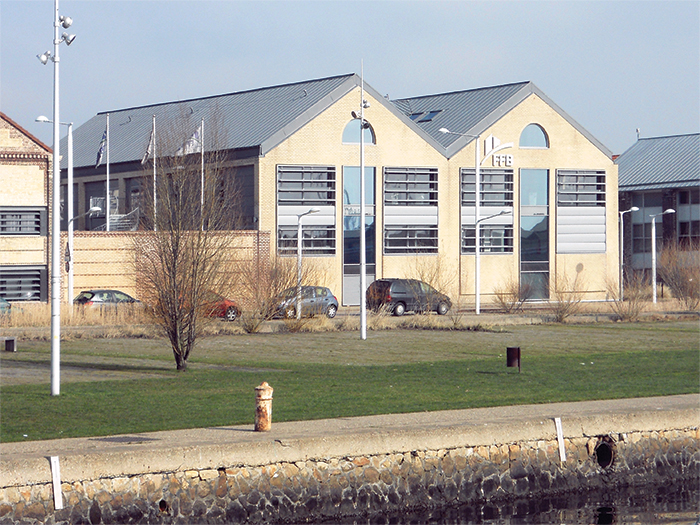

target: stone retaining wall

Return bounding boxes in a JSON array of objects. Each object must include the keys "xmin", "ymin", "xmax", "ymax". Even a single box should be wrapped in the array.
[{"xmin": 1, "ymin": 427, "xmax": 698, "ymax": 524}]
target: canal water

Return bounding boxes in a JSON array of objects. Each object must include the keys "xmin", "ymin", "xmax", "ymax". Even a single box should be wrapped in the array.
[{"xmin": 327, "ymin": 479, "xmax": 699, "ymax": 524}]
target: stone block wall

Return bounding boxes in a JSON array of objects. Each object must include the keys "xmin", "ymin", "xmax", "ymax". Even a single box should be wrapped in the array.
[{"xmin": 1, "ymin": 428, "xmax": 697, "ymax": 524}]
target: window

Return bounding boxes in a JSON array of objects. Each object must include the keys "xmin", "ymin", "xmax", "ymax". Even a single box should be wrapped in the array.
[
  {"xmin": 462, "ymin": 226, "xmax": 514, "ymax": 254},
  {"xmin": 278, "ymin": 226, "xmax": 336, "ymax": 256},
  {"xmin": 0, "ymin": 207, "xmax": 47, "ymax": 235},
  {"xmin": 0, "ymin": 266, "xmax": 48, "ymax": 301},
  {"xmin": 277, "ymin": 165, "xmax": 336, "ymax": 206},
  {"xmin": 679, "ymin": 220, "xmax": 700, "ymax": 247},
  {"xmin": 557, "ymin": 170, "xmax": 606, "ymax": 207},
  {"xmin": 342, "ymin": 119, "xmax": 376, "ymax": 144},
  {"xmin": 519, "ymin": 124, "xmax": 549, "ymax": 148},
  {"xmin": 633, "ymin": 222, "xmax": 662, "ymax": 253},
  {"xmin": 461, "ymin": 169, "xmax": 513, "ymax": 207},
  {"xmin": 384, "ymin": 167, "xmax": 438, "ymax": 206},
  {"xmin": 384, "ymin": 226, "xmax": 438, "ymax": 254}
]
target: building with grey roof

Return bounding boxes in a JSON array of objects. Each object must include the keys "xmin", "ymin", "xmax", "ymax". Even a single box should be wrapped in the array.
[
  {"xmin": 616, "ymin": 133, "xmax": 699, "ymax": 276},
  {"xmin": 56, "ymin": 73, "xmax": 619, "ymax": 308}
]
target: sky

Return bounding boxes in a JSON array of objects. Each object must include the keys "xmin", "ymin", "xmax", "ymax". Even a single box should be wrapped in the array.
[{"xmin": 1, "ymin": 0, "xmax": 698, "ymax": 156}]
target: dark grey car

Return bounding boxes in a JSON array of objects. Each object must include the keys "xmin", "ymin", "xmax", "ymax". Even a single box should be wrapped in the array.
[
  {"xmin": 272, "ymin": 286, "xmax": 339, "ymax": 319},
  {"xmin": 366, "ymin": 278, "xmax": 451, "ymax": 316}
]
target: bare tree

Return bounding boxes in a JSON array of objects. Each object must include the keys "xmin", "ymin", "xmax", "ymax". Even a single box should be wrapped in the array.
[
  {"xmin": 606, "ymin": 273, "xmax": 649, "ymax": 322},
  {"xmin": 135, "ymin": 111, "xmax": 241, "ymax": 370},
  {"xmin": 658, "ymin": 241, "xmax": 700, "ymax": 311}
]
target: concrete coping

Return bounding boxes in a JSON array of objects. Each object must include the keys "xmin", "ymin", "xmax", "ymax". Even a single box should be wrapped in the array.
[{"xmin": 1, "ymin": 394, "xmax": 697, "ymax": 487}]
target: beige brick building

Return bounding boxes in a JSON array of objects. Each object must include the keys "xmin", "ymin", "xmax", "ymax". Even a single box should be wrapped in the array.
[
  {"xmin": 60, "ymin": 75, "xmax": 618, "ymax": 308},
  {"xmin": 0, "ymin": 112, "xmax": 52, "ymax": 302}
]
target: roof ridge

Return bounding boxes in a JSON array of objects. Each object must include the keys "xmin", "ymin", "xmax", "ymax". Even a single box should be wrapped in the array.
[
  {"xmin": 96, "ymin": 73, "xmax": 357, "ymax": 116},
  {"xmin": 392, "ymin": 80, "xmax": 531, "ymax": 102},
  {"xmin": 638, "ymin": 132, "xmax": 700, "ymax": 141}
]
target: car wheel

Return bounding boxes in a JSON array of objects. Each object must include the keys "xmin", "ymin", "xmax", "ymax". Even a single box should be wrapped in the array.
[
  {"xmin": 225, "ymin": 307, "xmax": 238, "ymax": 322},
  {"xmin": 393, "ymin": 303, "xmax": 406, "ymax": 316},
  {"xmin": 285, "ymin": 307, "xmax": 296, "ymax": 319},
  {"xmin": 437, "ymin": 302, "xmax": 449, "ymax": 316},
  {"xmin": 326, "ymin": 304, "xmax": 337, "ymax": 318}
]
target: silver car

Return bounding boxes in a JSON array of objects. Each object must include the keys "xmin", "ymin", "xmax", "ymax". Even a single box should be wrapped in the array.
[{"xmin": 271, "ymin": 286, "xmax": 339, "ymax": 319}]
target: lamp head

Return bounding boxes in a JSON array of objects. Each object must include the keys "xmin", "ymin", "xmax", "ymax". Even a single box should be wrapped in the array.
[
  {"xmin": 36, "ymin": 115, "xmax": 50, "ymax": 123},
  {"xmin": 438, "ymin": 128, "xmax": 450, "ymax": 134},
  {"xmin": 631, "ymin": 206, "xmax": 639, "ymax": 212},
  {"xmin": 88, "ymin": 206, "xmax": 101, "ymax": 215},
  {"xmin": 60, "ymin": 15, "xmax": 73, "ymax": 28},
  {"xmin": 62, "ymin": 33, "xmax": 76, "ymax": 45},
  {"xmin": 664, "ymin": 209, "xmax": 676, "ymax": 215},
  {"xmin": 351, "ymin": 111, "xmax": 359, "ymax": 119},
  {"xmin": 37, "ymin": 51, "xmax": 51, "ymax": 65}
]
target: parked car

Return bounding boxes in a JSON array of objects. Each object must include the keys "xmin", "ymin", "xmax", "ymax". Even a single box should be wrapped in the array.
[
  {"xmin": 366, "ymin": 279, "xmax": 451, "ymax": 316},
  {"xmin": 269, "ymin": 286, "xmax": 339, "ymax": 319},
  {"xmin": 203, "ymin": 291, "xmax": 241, "ymax": 322},
  {"xmin": 73, "ymin": 289, "xmax": 140, "ymax": 307},
  {"xmin": 0, "ymin": 297, "xmax": 11, "ymax": 316}
]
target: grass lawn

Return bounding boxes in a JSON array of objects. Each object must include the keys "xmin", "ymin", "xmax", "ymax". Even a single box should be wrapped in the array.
[{"xmin": 1, "ymin": 320, "xmax": 698, "ymax": 442}]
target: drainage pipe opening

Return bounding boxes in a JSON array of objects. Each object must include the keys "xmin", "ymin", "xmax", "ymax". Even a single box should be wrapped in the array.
[{"xmin": 594, "ymin": 437, "xmax": 615, "ymax": 469}]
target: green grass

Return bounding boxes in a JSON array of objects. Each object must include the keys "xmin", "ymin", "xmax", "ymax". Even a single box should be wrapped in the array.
[{"xmin": 1, "ymin": 320, "xmax": 698, "ymax": 442}]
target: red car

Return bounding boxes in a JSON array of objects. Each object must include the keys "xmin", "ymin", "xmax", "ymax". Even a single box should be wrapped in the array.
[{"xmin": 204, "ymin": 292, "xmax": 241, "ymax": 322}]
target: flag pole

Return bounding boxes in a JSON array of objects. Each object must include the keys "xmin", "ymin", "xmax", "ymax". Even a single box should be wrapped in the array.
[
  {"xmin": 200, "ymin": 118, "xmax": 204, "ymax": 231},
  {"xmin": 106, "ymin": 113, "xmax": 110, "ymax": 232},
  {"xmin": 153, "ymin": 114, "xmax": 157, "ymax": 231}
]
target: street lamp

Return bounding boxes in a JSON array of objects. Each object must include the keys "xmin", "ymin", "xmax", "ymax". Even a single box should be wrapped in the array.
[
  {"xmin": 351, "ymin": 74, "xmax": 371, "ymax": 340},
  {"xmin": 36, "ymin": 116, "xmax": 73, "ymax": 303},
  {"xmin": 37, "ymin": 0, "xmax": 75, "ymax": 397},
  {"xmin": 296, "ymin": 207, "xmax": 320, "ymax": 319},
  {"xmin": 439, "ymin": 128, "xmax": 513, "ymax": 314},
  {"xmin": 650, "ymin": 209, "xmax": 675, "ymax": 304},
  {"xmin": 618, "ymin": 206, "xmax": 639, "ymax": 301}
]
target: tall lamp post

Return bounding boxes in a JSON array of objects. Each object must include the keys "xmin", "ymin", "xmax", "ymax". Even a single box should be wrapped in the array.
[
  {"xmin": 296, "ymin": 207, "xmax": 320, "ymax": 320},
  {"xmin": 650, "ymin": 209, "xmax": 675, "ymax": 304},
  {"xmin": 36, "ymin": 116, "xmax": 73, "ymax": 303},
  {"xmin": 37, "ymin": 0, "xmax": 75, "ymax": 396},
  {"xmin": 618, "ymin": 206, "xmax": 639, "ymax": 301},
  {"xmin": 439, "ymin": 128, "xmax": 513, "ymax": 314}
]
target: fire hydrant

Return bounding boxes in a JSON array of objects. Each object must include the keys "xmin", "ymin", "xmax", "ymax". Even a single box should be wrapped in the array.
[{"xmin": 255, "ymin": 382, "xmax": 273, "ymax": 431}]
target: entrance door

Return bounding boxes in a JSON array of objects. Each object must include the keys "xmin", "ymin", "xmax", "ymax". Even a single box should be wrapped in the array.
[
  {"xmin": 520, "ymin": 169, "xmax": 549, "ymax": 299},
  {"xmin": 342, "ymin": 166, "xmax": 375, "ymax": 306}
]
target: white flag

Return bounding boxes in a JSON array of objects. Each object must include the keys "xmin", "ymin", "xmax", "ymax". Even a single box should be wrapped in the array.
[
  {"xmin": 141, "ymin": 127, "xmax": 155, "ymax": 165},
  {"xmin": 176, "ymin": 124, "xmax": 202, "ymax": 156}
]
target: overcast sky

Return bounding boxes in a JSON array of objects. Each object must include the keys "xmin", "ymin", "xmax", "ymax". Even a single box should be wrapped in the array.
[{"xmin": 2, "ymin": 1, "xmax": 698, "ymax": 155}]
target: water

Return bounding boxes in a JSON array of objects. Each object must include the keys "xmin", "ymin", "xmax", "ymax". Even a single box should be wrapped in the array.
[{"xmin": 328, "ymin": 479, "xmax": 699, "ymax": 524}]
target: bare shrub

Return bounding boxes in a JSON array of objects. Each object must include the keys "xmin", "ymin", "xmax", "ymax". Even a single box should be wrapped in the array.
[
  {"xmin": 546, "ymin": 271, "xmax": 586, "ymax": 323},
  {"xmin": 446, "ymin": 296, "xmax": 467, "ymax": 328},
  {"xmin": 493, "ymin": 275, "xmax": 532, "ymax": 313},
  {"xmin": 236, "ymin": 257, "xmax": 324, "ymax": 333},
  {"xmin": 606, "ymin": 273, "xmax": 649, "ymax": 322},
  {"xmin": 658, "ymin": 242, "xmax": 700, "ymax": 311}
]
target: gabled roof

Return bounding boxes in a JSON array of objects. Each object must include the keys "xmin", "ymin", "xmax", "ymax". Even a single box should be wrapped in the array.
[
  {"xmin": 65, "ymin": 76, "xmax": 613, "ymax": 169},
  {"xmin": 0, "ymin": 112, "xmax": 52, "ymax": 154},
  {"xmin": 616, "ymin": 133, "xmax": 700, "ymax": 191},
  {"xmin": 392, "ymin": 81, "xmax": 613, "ymax": 159},
  {"xmin": 65, "ymin": 74, "xmax": 441, "ymax": 170}
]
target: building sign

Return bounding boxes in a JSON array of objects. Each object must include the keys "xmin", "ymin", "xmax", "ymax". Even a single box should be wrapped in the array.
[{"xmin": 492, "ymin": 154, "xmax": 514, "ymax": 167}]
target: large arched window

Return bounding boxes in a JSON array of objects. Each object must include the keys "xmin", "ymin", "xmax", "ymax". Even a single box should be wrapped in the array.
[
  {"xmin": 342, "ymin": 119, "xmax": 376, "ymax": 144},
  {"xmin": 519, "ymin": 124, "xmax": 549, "ymax": 148}
]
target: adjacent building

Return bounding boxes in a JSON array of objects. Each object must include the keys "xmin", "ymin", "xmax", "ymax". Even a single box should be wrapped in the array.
[
  {"xmin": 61, "ymin": 74, "xmax": 619, "ymax": 306},
  {"xmin": 0, "ymin": 112, "xmax": 51, "ymax": 302},
  {"xmin": 616, "ymin": 133, "xmax": 700, "ymax": 277}
]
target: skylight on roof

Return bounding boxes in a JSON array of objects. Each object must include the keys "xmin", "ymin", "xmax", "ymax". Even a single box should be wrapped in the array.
[{"xmin": 418, "ymin": 110, "xmax": 442, "ymax": 123}]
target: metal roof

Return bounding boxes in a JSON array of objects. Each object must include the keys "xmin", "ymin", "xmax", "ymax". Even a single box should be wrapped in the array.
[
  {"xmin": 63, "ymin": 76, "xmax": 614, "ymax": 169},
  {"xmin": 616, "ymin": 133, "xmax": 700, "ymax": 191},
  {"xmin": 392, "ymin": 81, "xmax": 613, "ymax": 159},
  {"xmin": 64, "ymin": 74, "xmax": 364, "ymax": 169}
]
